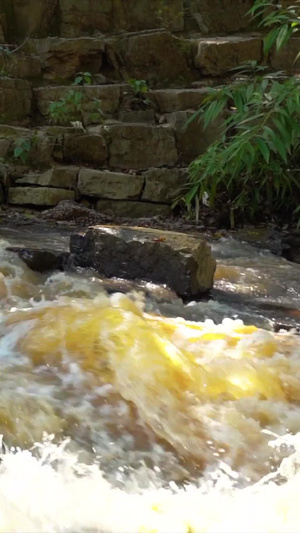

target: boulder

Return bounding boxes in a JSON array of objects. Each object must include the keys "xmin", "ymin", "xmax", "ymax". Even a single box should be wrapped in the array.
[
  {"xmin": 64, "ymin": 133, "xmax": 108, "ymax": 165},
  {"xmin": 106, "ymin": 123, "xmax": 177, "ymax": 170},
  {"xmin": 6, "ymin": 247, "xmax": 69, "ymax": 272},
  {"xmin": 70, "ymin": 225, "xmax": 216, "ymax": 297},
  {"xmin": 26, "ymin": 37, "xmax": 105, "ymax": 81},
  {"xmin": 78, "ymin": 168, "xmax": 144, "ymax": 199},
  {"xmin": 107, "ymin": 31, "xmax": 193, "ymax": 86},
  {"xmin": 96, "ymin": 200, "xmax": 171, "ymax": 217},
  {"xmin": 142, "ymin": 167, "xmax": 187, "ymax": 203},
  {"xmin": 8, "ymin": 186, "xmax": 75, "ymax": 206},
  {"xmin": 15, "ymin": 166, "xmax": 78, "ymax": 188},
  {"xmin": 0, "ymin": 78, "xmax": 32, "ymax": 123},
  {"xmin": 195, "ymin": 36, "xmax": 263, "ymax": 76}
]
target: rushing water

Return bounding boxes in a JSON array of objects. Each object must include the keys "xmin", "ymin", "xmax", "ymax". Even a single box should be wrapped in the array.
[{"xmin": 0, "ymin": 228, "xmax": 300, "ymax": 532}]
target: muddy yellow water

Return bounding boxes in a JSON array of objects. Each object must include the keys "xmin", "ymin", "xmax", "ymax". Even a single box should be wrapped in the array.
[{"xmin": 1, "ymin": 238, "xmax": 300, "ymax": 531}]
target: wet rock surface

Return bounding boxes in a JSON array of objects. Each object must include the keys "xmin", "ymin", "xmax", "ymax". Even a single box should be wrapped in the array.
[
  {"xmin": 70, "ymin": 225, "xmax": 216, "ymax": 297},
  {"xmin": 6, "ymin": 246, "xmax": 69, "ymax": 273}
]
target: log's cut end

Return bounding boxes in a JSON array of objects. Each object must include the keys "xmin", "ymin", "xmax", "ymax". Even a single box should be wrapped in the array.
[{"xmin": 70, "ymin": 225, "xmax": 216, "ymax": 298}]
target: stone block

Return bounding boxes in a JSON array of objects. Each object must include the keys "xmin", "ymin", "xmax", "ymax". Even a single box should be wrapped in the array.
[
  {"xmin": 4, "ymin": 0, "xmax": 58, "ymax": 40},
  {"xmin": 70, "ymin": 225, "xmax": 216, "ymax": 296},
  {"xmin": 59, "ymin": 0, "xmax": 183, "ymax": 37},
  {"xmin": 15, "ymin": 166, "xmax": 78, "ymax": 188},
  {"xmin": 187, "ymin": 0, "xmax": 253, "ymax": 33},
  {"xmin": 0, "ymin": 78, "xmax": 32, "ymax": 123},
  {"xmin": 195, "ymin": 36, "xmax": 263, "ymax": 76},
  {"xmin": 271, "ymin": 38, "xmax": 300, "ymax": 71},
  {"xmin": 166, "ymin": 110, "xmax": 223, "ymax": 163},
  {"xmin": 26, "ymin": 37, "xmax": 105, "ymax": 80},
  {"xmin": 0, "ymin": 126, "xmax": 55, "ymax": 167},
  {"xmin": 142, "ymin": 167, "xmax": 187, "ymax": 203},
  {"xmin": 8, "ymin": 186, "xmax": 75, "ymax": 205},
  {"xmin": 34, "ymin": 85, "xmax": 121, "ymax": 124},
  {"xmin": 107, "ymin": 123, "xmax": 177, "ymax": 170},
  {"xmin": 64, "ymin": 133, "xmax": 108, "ymax": 165},
  {"xmin": 78, "ymin": 169, "xmax": 144, "ymax": 199},
  {"xmin": 109, "ymin": 31, "xmax": 193, "ymax": 86},
  {"xmin": 0, "ymin": 54, "xmax": 41, "ymax": 79},
  {"xmin": 150, "ymin": 88, "xmax": 209, "ymax": 113}
]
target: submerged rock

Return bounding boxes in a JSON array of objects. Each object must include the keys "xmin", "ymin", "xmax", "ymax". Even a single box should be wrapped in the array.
[
  {"xmin": 6, "ymin": 247, "xmax": 69, "ymax": 273},
  {"xmin": 70, "ymin": 225, "xmax": 216, "ymax": 297}
]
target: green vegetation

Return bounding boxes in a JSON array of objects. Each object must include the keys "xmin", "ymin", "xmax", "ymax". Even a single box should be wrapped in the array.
[
  {"xmin": 13, "ymin": 137, "xmax": 32, "ymax": 164},
  {"xmin": 48, "ymin": 89, "xmax": 103, "ymax": 126},
  {"xmin": 74, "ymin": 71, "xmax": 92, "ymax": 86},
  {"xmin": 182, "ymin": 0, "xmax": 300, "ymax": 226},
  {"xmin": 0, "ymin": 44, "xmax": 11, "ymax": 77},
  {"xmin": 128, "ymin": 79, "xmax": 149, "ymax": 97}
]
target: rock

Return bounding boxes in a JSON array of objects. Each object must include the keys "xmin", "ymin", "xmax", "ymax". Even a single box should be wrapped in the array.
[
  {"xmin": 99, "ymin": 277, "xmax": 179, "ymax": 303},
  {"xmin": 107, "ymin": 31, "xmax": 193, "ymax": 86},
  {"xmin": 187, "ymin": 0, "xmax": 253, "ymax": 33},
  {"xmin": 0, "ymin": 54, "xmax": 41, "ymax": 79},
  {"xmin": 0, "ymin": 126, "xmax": 56, "ymax": 168},
  {"xmin": 8, "ymin": 186, "xmax": 75, "ymax": 206},
  {"xmin": 59, "ymin": 0, "xmax": 183, "ymax": 37},
  {"xmin": 64, "ymin": 133, "xmax": 108, "ymax": 165},
  {"xmin": 34, "ymin": 84, "xmax": 122, "ymax": 122},
  {"xmin": 166, "ymin": 110, "xmax": 223, "ymax": 163},
  {"xmin": 271, "ymin": 38, "xmax": 300, "ymax": 72},
  {"xmin": 41, "ymin": 199, "xmax": 110, "ymax": 223},
  {"xmin": 106, "ymin": 123, "xmax": 177, "ymax": 170},
  {"xmin": 149, "ymin": 88, "xmax": 209, "ymax": 113},
  {"xmin": 59, "ymin": 0, "xmax": 119, "ymax": 36},
  {"xmin": 129, "ymin": 0, "xmax": 184, "ymax": 32},
  {"xmin": 25, "ymin": 37, "xmax": 105, "ymax": 81},
  {"xmin": 96, "ymin": 200, "xmax": 171, "ymax": 217},
  {"xmin": 0, "ymin": 78, "xmax": 32, "ymax": 123},
  {"xmin": 282, "ymin": 231, "xmax": 300, "ymax": 264},
  {"xmin": 70, "ymin": 225, "xmax": 216, "ymax": 297},
  {"xmin": 118, "ymin": 109, "xmax": 155, "ymax": 124},
  {"xmin": 194, "ymin": 36, "xmax": 263, "ymax": 76},
  {"xmin": 15, "ymin": 166, "xmax": 78, "ymax": 188},
  {"xmin": 6, "ymin": 246, "xmax": 69, "ymax": 273},
  {"xmin": 142, "ymin": 167, "xmax": 187, "ymax": 203},
  {"xmin": 4, "ymin": 0, "xmax": 58, "ymax": 40},
  {"xmin": 78, "ymin": 169, "xmax": 144, "ymax": 199}
]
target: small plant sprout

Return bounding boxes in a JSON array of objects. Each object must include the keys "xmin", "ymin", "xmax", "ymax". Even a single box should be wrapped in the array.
[
  {"xmin": 13, "ymin": 138, "xmax": 32, "ymax": 164},
  {"xmin": 128, "ymin": 79, "xmax": 149, "ymax": 97},
  {"xmin": 74, "ymin": 72, "xmax": 92, "ymax": 85}
]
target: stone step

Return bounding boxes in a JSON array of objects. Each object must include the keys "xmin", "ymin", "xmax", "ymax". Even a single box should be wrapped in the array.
[
  {"xmin": 7, "ymin": 165, "xmax": 187, "ymax": 216},
  {"xmin": 194, "ymin": 35, "xmax": 263, "ymax": 76},
  {"xmin": 0, "ymin": 103, "xmax": 221, "ymax": 171},
  {"xmin": 2, "ymin": 30, "xmax": 299, "ymax": 90}
]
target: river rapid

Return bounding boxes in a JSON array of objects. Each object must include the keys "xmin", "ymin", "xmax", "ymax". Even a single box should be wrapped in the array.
[{"xmin": 0, "ymin": 227, "xmax": 300, "ymax": 532}]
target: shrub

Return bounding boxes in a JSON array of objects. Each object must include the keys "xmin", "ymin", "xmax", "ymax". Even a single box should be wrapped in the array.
[{"xmin": 182, "ymin": 0, "xmax": 300, "ymax": 227}]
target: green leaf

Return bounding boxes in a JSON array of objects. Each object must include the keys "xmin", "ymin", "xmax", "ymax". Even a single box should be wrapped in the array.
[{"xmin": 256, "ymin": 138, "xmax": 270, "ymax": 163}]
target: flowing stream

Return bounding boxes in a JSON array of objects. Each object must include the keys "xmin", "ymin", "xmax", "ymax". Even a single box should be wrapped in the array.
[{"xmin": 0, "ymin": 226, "xmax": 300, "ymax": 532}]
